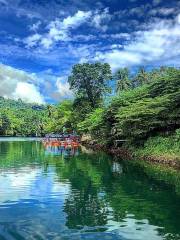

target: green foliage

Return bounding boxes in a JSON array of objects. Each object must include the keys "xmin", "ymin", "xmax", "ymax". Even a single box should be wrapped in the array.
[
  {"xmin": 175, "ymin": 129, "xmax": 180, "ymax": 141},
  {"xmin": 0, "ymin": 97, "xmax": 46, "ymax": 136},
  {"xmin": 72, "ymin": 96, "xmax": 93, "ymax": 124},
  {"xmin": 115, "ymin": 93, "xmax": 179, "ymax": 140},
  {"xmin": 68, "ymin": 62, "xmax": 112, "ymax": 108},
  {"xmin": 108, "ymin": 68, "xmax": 180, "ymax": 142},
  {"xmin": 78, "ymin": 108, "xmax": 105, "ymax": 134},
  {"xmin": 77, "ymin": 107, "xmax": 114, "ymax": 145},
  {"xmin": 0, "ymin": 112, "xmax": 11, "ymax": 135},
  {"xmin": 132, "ymin": 132, "xmax": 180, "ymax": 160},
  {"xmin": 114, "ymin": 67, "xmax": 132, "ymax": 93},
  {"xmin": 0, "ymin": 65, "xmax": 179, "ymax": 148},
  {"xmin": 44, "ymin": 100, "xmax": 75, "ymax": 134},
  {"xmin": 74, "ymin": 65, "xmax": 180, "ymax": 158},
  {"xmin": 0, "ymin": 98, "xmax": 77, "ymax": 136},
  {"xmin": 133, "ymin": 66, "xmax": 150, "ymax": 86}
]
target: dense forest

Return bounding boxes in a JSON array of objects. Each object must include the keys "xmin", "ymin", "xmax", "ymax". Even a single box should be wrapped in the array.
[
  {"xmin": 0, "ymin": 64, "xmax": 180, "ymax": 161},
  {"xmin": 0, "ymin": 97, "xmax": 47, "ymax": 136}
]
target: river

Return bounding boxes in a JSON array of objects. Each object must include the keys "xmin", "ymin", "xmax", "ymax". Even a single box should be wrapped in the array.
[{"xmin": 0, "ymin": 138, "xmax": 179, "ymax": 240}]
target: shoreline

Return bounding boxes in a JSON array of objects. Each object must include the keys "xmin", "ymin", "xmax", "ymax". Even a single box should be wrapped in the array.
[
  {"xmin": 82, "ymin": 141, "xmax": 180, "ymax": 170},
  {"xmin": 0, "ymin": 136, "xmax": 179, "ymax": 170}
]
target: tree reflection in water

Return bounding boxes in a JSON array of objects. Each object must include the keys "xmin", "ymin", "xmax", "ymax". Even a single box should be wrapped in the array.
[
  {"xmin": 54, "ymin": 152, "xmax": 180, "ymax": 239},
  {"xmin": 0, "ymin": 140, "xmax": 180, "ymax": 240}
]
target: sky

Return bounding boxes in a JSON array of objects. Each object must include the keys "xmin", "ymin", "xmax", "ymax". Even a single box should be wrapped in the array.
[{"xmin": 0, "ymin": 0, "xmax": 179, "ymax": 104}]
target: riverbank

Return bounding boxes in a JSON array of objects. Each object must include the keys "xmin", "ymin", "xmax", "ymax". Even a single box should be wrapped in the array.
[
  {"xmin": 82, "ymin": 132, "xmax": 180, "ymax": 170},
  {"xmin": 81, "ymin": 138, "xmax": 180, "ymax": 199},
  {"xmin": 129, "ymin": 134, "xmax": 180, "ymax": 169}
]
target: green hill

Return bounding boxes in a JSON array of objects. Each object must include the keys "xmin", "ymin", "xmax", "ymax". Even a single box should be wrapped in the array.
[
  {"xmin": 0, "ymin": 97, "xmax": 46, "ymax": 136},
  {"xmin": 0, "ymin": 96, "xmax": 45, "ymax": 110}
]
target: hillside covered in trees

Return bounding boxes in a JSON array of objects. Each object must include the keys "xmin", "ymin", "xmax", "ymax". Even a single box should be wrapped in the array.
[
  {"xmin": 0, "ymin": 97, "xmax": 47, "ymax": 136},
  {"xmin": 0, "ymin": 64, "xmax": 180, "ymax": 163}
]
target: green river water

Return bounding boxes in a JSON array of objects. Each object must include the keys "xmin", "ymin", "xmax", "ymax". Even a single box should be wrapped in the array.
[{"xmin": 0, "ymin": 138, "xmax": 179, "ymax": 240}]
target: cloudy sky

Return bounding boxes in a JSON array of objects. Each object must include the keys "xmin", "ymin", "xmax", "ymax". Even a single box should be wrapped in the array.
[{"xmin": 0, "ymin": 0, "xmax": 179, "ymax": 104}]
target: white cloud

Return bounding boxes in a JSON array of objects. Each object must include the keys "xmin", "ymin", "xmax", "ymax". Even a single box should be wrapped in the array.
[
  {"xmin": 62, "ymin": 10, "xmax": 91, "ymax": 29},
  {"xmin": 92, "ymin": 8, "xmax": 112, "ymax": 32},
  {"xmin": 0, "ymin": 167, "xmax": 70, "ymax": 203},
  {"xmin": 111, "ymin": 44, "xmax": 123, "ymax": 49},
  {"xmin": 94, "ymin": 15, "xmax": 180, "ymax": 70},
  {"xmin": 102, "ymin": 33, "xmax": 131, "ymax": 40},
  {"xmin": 149, "ymin": 7, "xmax": 178, "ymax": 17},
  {"xmin": 24, "ymin": 10, "xmax": 92, "ymax": 49},
  {"xmin": 0, "ymin": 64, "xmax": 44, "ymax": 104},
  {"xmin": 24, "ymin": 8, "xmax": 112, "ymax": 49},
  {"xmin": 158, "ymin": 8, "xmax": 175, "ymax": 16},
  {"xmin": 24, "ymin": 33, "xmax": 42, "ymax": 48},
  {"xmin": 128, "ymin": 5, "xmax": 151, "ymax": 17},
  {"xmin": 29, "ymin": 21, "xmax": 41, "ymax": 31},
  {"xmin": 112, "ymin": 33, "xmax": 130, "ymax": 39},
  {"xmin": 95, "ymin": 50, "xmax": 141, "ymax": 70},
  {"xmin": 55, "ymin": 77, "xmax": 73, "ymax": 99},
  {"xmin": 114, "ymin": 5, "xmax": 151, "ymax": 19},
  {"xmin": 13, "ymin": 82, "xmax": 45, "ymax": 104},
  {"xmin": 72, "ymin": 34, "xmax": 96, "ymax": 41}
]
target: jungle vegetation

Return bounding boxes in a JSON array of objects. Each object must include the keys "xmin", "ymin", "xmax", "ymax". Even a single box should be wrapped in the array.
[{"xmin": 0, "ymin": 64, "xmax": 180, "ymax": 160}]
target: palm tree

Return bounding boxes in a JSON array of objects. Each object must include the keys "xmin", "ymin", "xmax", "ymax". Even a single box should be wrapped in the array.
[
  {"xmin": 134, "ymin": 67, "xmax": 149, "ymax": 86},
  {"xmin": 115, "ymin": 68, "xmax": 132, "ymax": 93}
]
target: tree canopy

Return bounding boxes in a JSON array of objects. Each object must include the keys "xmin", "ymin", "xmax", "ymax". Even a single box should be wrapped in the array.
[{"xmin": 68, "ymin": 62, "xmax": 112, "ymax": 108}]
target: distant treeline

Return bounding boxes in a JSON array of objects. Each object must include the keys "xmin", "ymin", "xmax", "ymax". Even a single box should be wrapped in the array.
[{"xmin": 0, "ymin": 97, "xmax": 46, "ymax": 136}]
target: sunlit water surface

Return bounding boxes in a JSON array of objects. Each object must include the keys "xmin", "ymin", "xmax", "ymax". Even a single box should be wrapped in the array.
[{"xmin": 0, "ymin": 138, "xmax": 179, "ymax": 240}]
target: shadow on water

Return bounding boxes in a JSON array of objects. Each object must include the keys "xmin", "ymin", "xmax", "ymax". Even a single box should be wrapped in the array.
[{"xmin": 0, "ymin": 139, "xmax": 179, "ymax": 240}]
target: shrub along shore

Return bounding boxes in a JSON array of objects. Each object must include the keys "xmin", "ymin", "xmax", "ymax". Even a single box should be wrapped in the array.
[
  {"xmin": 81, "ymin": 132, "xmax": 180, "ymax": 169},
  {"xmin": 0, "ymin": 63, "xmax": 180, "ymax": 168}
]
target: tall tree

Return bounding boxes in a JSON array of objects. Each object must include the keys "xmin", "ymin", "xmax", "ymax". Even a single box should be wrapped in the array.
[
  {"xmin": 72, "ymin": 96, "xmax": 93, "ymax": 124},
  {"xmin": 114, "ymin": 68, "xmax": 131, "ymax": 93},
  {"xmin": 134, "ymin": 67, "xmax": 149, "ymax": 86},
  {"xmin": 68, "ymin": 63, "xmax": 112, "ymax": 108}
]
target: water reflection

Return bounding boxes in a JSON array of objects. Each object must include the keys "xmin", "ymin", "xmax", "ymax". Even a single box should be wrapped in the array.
[
  {"xmin": 0, "ymin": 140, "xmax": 179, "ymax": 240},
  {"xmin": 43, "ymin": 142, "xmax": 80, "ymax": 157},
  {"xmin": 112, "ymin": 161, "xmax": 123, "ymax": 175}
]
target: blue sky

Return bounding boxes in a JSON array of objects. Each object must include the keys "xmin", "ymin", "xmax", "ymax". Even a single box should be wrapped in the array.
[{"xmin": 0, "ymin": 0, "xmax": 179, "ymax": 104}]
